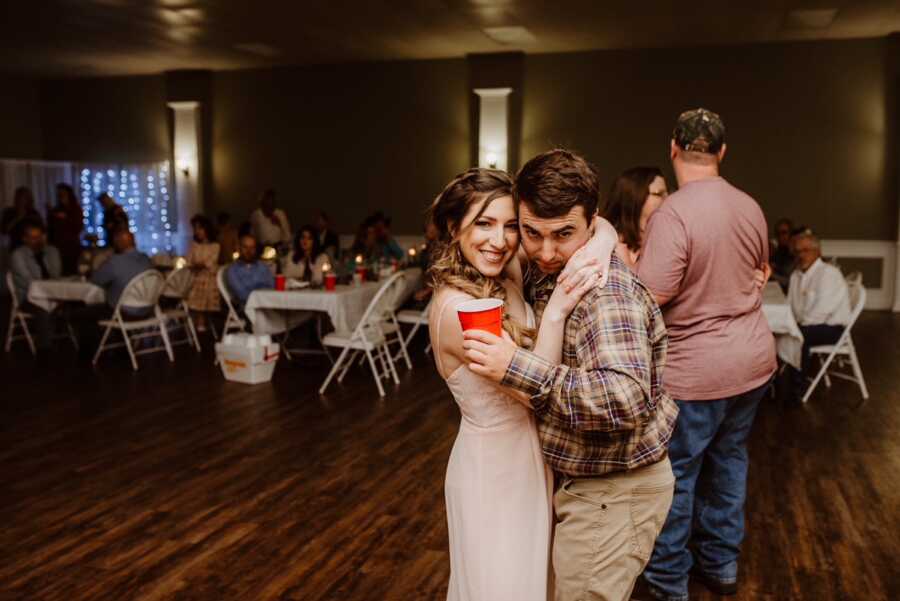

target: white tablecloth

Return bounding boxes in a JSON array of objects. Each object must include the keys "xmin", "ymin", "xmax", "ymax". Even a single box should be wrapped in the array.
[
  {"xmin": 244, "ymin": 268, "xmax": 423, "ymax": 336},
  {"xmin": 761, "ymin": 281, "xmax": 803, "ymax": 369},
  {"xmin": 27, "ymin": 278, "xmax": 106, "ymax": 312}
]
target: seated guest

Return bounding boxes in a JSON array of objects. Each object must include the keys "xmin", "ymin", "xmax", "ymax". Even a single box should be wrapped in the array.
[
  {"xmin": 350, "ymin": 218, "xmax": 380, "ymax": 261},
  {"xmin": 250, "ymin": 189, "xmax": 291, "ymax": 248},
  {"xmin": 314, "ymin": 210, "xmax": 341, "ymax": 260},
  {"xmin": 786, "ymin": 232, "xmax": 852, "ymax": 401},
  {"xmin": 602, "ymin": 166, "xmax": 668, "ymax": 269},
  {"xmin": 421, "ymin": 218, "xmax": 439, "ymax": 270},
  {"xmin": 91, "ymin": 228, "xmax": 154, "ymax": 318},
  {"xmin": 282, "ymin": 225, "xmax": 328, "ymax": 284},
  {"xmin": 408, "ymin": 218, "xmax": 441, "ymax": 308},
  {"xmin": 186, "ymin": 215, "xmax": 221, "ymax": 333},
  {"xmin": 48, "ymin": 183, "xmax": 85, "ymax": 275},
  {"xmin": 770, "ymin": 217, "xmax": 795, "ymax": 291},
  {"xmin": 10, "ymin": 220, "xmax": 62, "ymax": 352},
  {"xmin": 370, "ymin": 212, "xmax": 404, "ymax": 261},
  {"xmin": 98, "ymin": 193, "xmax": 128, "ymax": 243},
  {"xmin": 226, "ymin": 234, "xmax": 274, "ymax": 309},
  {"xmin": 2, "ymin": 187, "xmax": 43, "ymax": 250},
  {"xmin": 216, "ymin": 212, "xmax": 239, "ymax": 265}
]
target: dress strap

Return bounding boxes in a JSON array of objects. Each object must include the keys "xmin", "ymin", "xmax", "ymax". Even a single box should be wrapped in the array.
[{"xmin": 432, "ymin": 290, "xmax": 470, "ymax": 378}]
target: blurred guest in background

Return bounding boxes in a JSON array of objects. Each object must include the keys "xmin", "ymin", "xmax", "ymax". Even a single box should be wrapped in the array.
[
  {"xmin": 786, "ymin": 231, "xmax": 851, "ymax": 402},
  {"xmin": 408, "ymin": 218, "xmax": 441, "ymax": 308},
  {"xmin": 250, "ymin": 188, "xmax": 291, "ymax": 248},
  {"xmin": 2, "ymin": 187, "xmax": 43, "ymax": 250},
  {"xmin": 98, "ymin": 192, "xmax": 128, "ymax": 243},
  {"xmin": 350, "ymin": 218, "xmax": 380, "ymax": 261},
  {"xmin": 73, "ymin": 228, "xmax": 153, "ymax": 351},
  {"xmin": 186, "ymin": 215, "xmax": 221, "ymax": 333},
  {"xmin": 282, "ymin": 225, "xmax": 328, "ymax": 284},
  {"xmin": 10, "ymin": 220, "xmax": 62, "ymax": 353},
  {"xmin": 770, "ymin": 218, "xmax": 795, "ymax": 291},
  {"xmin": 371, "ymin": 211, "xmax": 404, "ymax": 261},
  {"xmin": 90, "ymin": 228, "xmax": 153, "ymax": 318},
  {"xmin": 48, "ymin": 183, "xmax": 84, "ymax": 275},
  {"xmin": 314, "ymin": 210, "xmax": 340, "ymax": 260},
  {"xmin": 226, "ymin": 234, "xmax": 274, "ymax": 309},
  {"xmin": 217, "ymin": 212, "xmax": 239, "ymax": 265},
  {"xmin": 602, "ymin": 166, "xmax": 668, "ymax": 269}
]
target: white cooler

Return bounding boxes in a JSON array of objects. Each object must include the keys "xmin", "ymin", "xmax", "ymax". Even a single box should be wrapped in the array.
[{"xmin": 215, "ymin": 333, "xmax": 280, "ymax": 384}]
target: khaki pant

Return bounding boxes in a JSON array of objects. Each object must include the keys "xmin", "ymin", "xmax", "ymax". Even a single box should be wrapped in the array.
[{"xmin": 553, "ymin": 457, "xmax": 674, "ymax": 601}]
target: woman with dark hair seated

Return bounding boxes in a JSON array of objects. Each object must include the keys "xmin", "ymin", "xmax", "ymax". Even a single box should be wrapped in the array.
[
  {"xmin": 602, "ymin": 166, "xmax": 668, "ymax": 269},
  {"xmin": 282, "ymin": 225, "xmax": 328, "ymax": 284},
  {"xmin": 186, "ymin": 214, "xmax": 221, "ymax": 332}
]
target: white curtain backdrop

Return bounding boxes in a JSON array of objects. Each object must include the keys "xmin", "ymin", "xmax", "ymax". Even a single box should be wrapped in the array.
[{"xmin": 1, "ymin": 158, "xmax": 176, "ymax": 296}]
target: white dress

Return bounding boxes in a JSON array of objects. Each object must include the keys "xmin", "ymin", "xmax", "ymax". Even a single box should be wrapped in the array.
[{"xmin": 433, "ymin": 292, "xmax": 553, "ymax": 601}]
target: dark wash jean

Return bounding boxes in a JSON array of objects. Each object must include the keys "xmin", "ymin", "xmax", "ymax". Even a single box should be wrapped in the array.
[{"xmin": 642, "ymin": 381, "xmax": 770, "ymax": 600}]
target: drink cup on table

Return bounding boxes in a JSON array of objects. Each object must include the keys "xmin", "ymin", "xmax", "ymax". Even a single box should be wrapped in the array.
[{"xmin": 275, "ymin": 275, "xmax": 286, "ymax": 291}]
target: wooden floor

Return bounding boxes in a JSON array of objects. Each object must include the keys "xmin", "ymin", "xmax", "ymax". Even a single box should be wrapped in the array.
[{"xmin": 1, "ymin": 311, "xmax": 898, "ymax": 601}]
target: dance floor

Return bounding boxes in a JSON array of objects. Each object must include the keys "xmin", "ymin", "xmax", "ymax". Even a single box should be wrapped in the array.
[{"xmin": 1, "ymin": 311, "xmax": 898, "ymax": 601}]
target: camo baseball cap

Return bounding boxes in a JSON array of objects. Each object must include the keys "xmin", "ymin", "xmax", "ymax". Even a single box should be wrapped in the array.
[{"xmin": 673, "ymin": 108, "xmax": 725, "ymax": 154}]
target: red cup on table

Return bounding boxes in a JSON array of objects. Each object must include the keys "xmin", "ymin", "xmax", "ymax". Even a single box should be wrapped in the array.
[
  {"xmin": 355, "ymin": 266, "xmax": 367, "ymax": 282},
  {"xmin": 324, "ymin": 272, "xmax": 337, "ymax": 291},
  {"xmin": 456, "ymin": 298, "xmax": 504, "ymax": 337},
  {"xmin": 275, "ymin": 274, "xmax": 286, "ymax": 291}
]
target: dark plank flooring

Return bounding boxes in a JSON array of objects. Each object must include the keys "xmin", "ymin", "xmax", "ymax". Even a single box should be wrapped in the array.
[{"xmin": 1, "ymin": 311, "xmax": 898, "ymax": 600}]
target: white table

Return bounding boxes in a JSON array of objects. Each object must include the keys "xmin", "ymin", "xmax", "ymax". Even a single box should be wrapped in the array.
[
  {"xmin": 244, "ymin": 268, "xmax": 423, "ymax": 336},
  {"xmin": 761, "ymin": 281, "xmax": 803, "ymax": 369},
  {"xmin": 27, "ymin": 278, "xmax": 106, "ymax": 312}
]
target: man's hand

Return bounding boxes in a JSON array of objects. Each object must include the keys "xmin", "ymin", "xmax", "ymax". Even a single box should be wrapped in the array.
[
  {"xmin": 753, "ymin": 264, "xmax": 771, "ymax": 290},
  {"xmin": 462, "ymin": 329, "xmax": 518, "ymax": 384}
]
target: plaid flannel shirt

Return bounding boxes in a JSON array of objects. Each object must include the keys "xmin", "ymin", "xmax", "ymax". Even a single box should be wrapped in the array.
[{"xmin": 502, "ymin": 254, "xmax": 679, "ymax": 477}]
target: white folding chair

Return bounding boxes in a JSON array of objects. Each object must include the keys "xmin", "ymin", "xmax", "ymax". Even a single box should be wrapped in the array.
[
  {"xmin": 395, "ymin": 298, "xmax": 432, "ymax": 358},
  {"xmin": 92, "ymin": 270, "xmax": 174, "ymax": 371},
  {"xmin": 4, "ymin": 271, "xmax": 36, "ymax": 355},
  {"xmin": 216, "ymin": 266, "xmax": 246, "ymax": 340},
  {"xmin": 319, "ymin": 273, "xmax": 405, "ymax": 397},
  {"xmin": 4, "ymin": 271, "xmax": 79, "ymax": 354},
  {"xmin": 161, "ymin": 267, "xmax": 201, "ymax": 352},
  {"xmin": 801, "ymin": 279, "xmax": 869, "ymax": 403},
  {"xmin": 378, "ymin": 272, "xmax": 415, "ymax": 370}
]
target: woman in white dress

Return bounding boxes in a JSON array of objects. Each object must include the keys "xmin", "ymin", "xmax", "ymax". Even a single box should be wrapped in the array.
[{"xmin": 427, "ymin": 168, "xmax": 614, "ymax": 601}]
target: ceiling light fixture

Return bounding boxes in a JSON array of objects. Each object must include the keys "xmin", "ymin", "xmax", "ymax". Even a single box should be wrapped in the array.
[
  {"xmin": 233, "ymin": 43, "xmax": 282, "ymax": 58},
  {"xmin": 482, "ymin": 26, "xmax": 536, "ymax": 45},
  {"xmin": 785, "ymin": 8, "xmax": 839, "ymax": 29}
]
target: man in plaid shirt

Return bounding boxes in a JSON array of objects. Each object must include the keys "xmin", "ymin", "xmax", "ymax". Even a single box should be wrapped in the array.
[{"xmin": 464, "ymin": 148, "xmax": 679, "ymax": 601}]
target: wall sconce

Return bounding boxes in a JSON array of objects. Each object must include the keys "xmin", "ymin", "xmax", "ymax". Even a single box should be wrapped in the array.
[
  {"xmin": 176, "ymin": 156, "xmax": 193, "ymax": 177},
  {"xmin": 474, "ymin": 88, "xmax": 512, "ymax": 171}
]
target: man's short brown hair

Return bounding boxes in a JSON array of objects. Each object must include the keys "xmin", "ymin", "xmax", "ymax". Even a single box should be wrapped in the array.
[{"xmin": 514, "ymin": 148, "xmax": 600, "ymax": 222}]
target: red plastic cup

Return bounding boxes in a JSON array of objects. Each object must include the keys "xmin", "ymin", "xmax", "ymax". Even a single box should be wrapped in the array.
[
  {"xmin": 275, "ymin": 275, "xmax": 286, "ymax": 291},
  {"xmin": 324, "ymin": 273, "xmax": 337, "ymax": 291},
  {"xmin": 355, "ymin": 266, "xmax": 367, "ymax": 282},
  {"xmin": 456, "ymin": 298, "xmax": 504, "ymax": 337}
]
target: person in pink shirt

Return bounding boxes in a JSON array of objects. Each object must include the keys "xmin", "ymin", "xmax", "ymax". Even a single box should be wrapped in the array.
[{"xmin": 636, "ymin": 109, "xmax": 777, "ymax": 601}]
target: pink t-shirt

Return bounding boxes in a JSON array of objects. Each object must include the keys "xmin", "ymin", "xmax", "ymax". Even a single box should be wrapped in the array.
[{"xmin": 637, "ymin": 176, "xmax": 776, "ymax": 401}]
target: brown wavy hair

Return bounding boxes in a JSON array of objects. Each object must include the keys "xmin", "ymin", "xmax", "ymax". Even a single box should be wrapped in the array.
[
  {"xmin": 426, "ymin": 168, "xmax": 534, "ymax": 347},
  {"xmin": 603, "ymin": 166, "xmax": 663, "ymax": 252}
]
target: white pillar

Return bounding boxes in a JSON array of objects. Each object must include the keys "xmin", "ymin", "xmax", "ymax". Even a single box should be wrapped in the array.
[
  {"xmin": 168, "ymin": 101, "xmax": 201, "ymax": 255},
  {"xmin": 894, "ymin": 222, "xmax": 900, "ymax": 311},
  {"xmin": 474, "ymin": 88, "xmax": 512, "ymax": 171}
]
